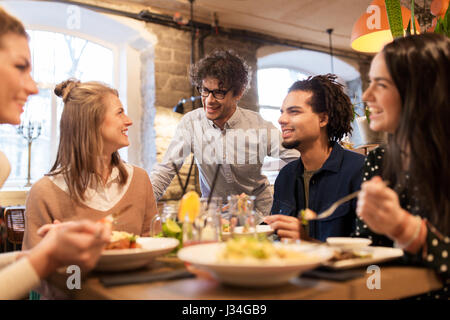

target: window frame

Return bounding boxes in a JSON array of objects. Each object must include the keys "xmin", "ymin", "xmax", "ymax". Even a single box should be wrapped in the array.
[{"xmin": 0, "ymin": 0, "xmax": 154, "ymax": 190}]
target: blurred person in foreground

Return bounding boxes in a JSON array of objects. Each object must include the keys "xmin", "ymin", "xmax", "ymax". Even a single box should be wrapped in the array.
[
  {"xmin": 355, "ymin": 33, "xmax": 449, "ymax": 300},
  {"xmin": 0, "ymin": 7, "xmax": 110, "ymax": 300}
]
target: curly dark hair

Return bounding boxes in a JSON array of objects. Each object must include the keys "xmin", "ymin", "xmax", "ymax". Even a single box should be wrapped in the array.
[
  {"xmin": 190, "ymin": 49, "xmax": 251, "ymax": 97},
  {"xmin": 288, "ymin": 74, "xmax": 353, "ymax": 144}
]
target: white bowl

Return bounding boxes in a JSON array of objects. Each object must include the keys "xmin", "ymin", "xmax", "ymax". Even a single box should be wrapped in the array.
[
  {"xmin": 221, "ymin": 224, "xmax": 274, "ymax": 240},
  {"xmin": 326, "ymin": 237, "xmax": 372, "ymax": 249},
  {"xmin": 95, "ymin": 237, "xmax": 179, "ymax": 272},
  {"xmin": 178, "ymin": 242, "xmax": 334, "ymax": 287}
]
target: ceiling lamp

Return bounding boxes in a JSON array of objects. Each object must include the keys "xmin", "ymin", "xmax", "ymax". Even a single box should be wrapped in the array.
[{"xmin": 351, "ymin": 0, "xmax": 420, "ymax": 53}]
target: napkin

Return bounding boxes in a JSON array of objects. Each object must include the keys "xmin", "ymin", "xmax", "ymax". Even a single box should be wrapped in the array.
[{"xmin": 99, "ymin": 269, "xmax": 195, "ymax": 287}]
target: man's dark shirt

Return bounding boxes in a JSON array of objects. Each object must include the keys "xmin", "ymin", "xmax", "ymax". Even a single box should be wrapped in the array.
[{"xmin": 270, "ymin": 142, "xmax": 365, "ymax": 242}]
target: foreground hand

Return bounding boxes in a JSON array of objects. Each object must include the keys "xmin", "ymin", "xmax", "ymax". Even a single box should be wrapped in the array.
[
  {"xmin": 356, "ymin": 176, "xmax": 407, "ymax": 237},
  {"xmin": 37, "ymin": 219, "xmax": 62, "ymax": 237},
  {"xmin": 263, "ymin": 215, "xmax": 301, "ymax": 240},
  {"xmin": 28, "ymin": 220, "xmax": 111, "ymax": 279}
]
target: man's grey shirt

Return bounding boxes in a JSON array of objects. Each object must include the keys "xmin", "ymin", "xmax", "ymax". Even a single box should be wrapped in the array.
[{"xmin": 150, "ymin": 107, "xmax": 300, "ymax": 215}]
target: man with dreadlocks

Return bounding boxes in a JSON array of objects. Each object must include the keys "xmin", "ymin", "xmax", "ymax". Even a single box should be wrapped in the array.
[{"xmin": 264, "ymin": 74, "xmax": 365, "ymax": 242}]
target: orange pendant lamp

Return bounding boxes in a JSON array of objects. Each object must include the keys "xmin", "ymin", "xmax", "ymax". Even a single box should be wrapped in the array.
[{"xmin": 351, "ymin": 0, "xmax": 420, "ymax": 53}]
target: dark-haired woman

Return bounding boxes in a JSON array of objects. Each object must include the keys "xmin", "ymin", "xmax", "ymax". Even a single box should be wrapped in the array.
[{"xmin": 356, "ymin": 33, "xmax": 450, "ymax": 299}]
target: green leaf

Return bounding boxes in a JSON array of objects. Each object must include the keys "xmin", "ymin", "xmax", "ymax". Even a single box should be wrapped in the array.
[
  {"xmin": 445, "ymin": 5, "xmax": 450, "ymax": 36},
  {"xmin": 434, "ymin": 4, "xmax": 450, "ymax": 37},
  {"xmin": 385, "ymin": 0, "xmax": 404, "ymax": 38},
  {"xmin": 364, "ymin": 106, "xmax": 371, "ymax": 125}
]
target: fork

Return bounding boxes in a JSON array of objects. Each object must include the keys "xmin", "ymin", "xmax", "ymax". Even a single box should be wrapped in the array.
[
  {"xmin": 314, "ymin": 190, "xmax": 360, "ymax": 220},
  {"xmin": 300, "ymin": 190, "xmax": 360, "ymax": 223},
  {"xmin": 313, "ymin": 180, "xmax": 391, "ymax": 220},
  {"xmin": 100, "ymin": 204, "xmax": 132, "ymax": 226}
]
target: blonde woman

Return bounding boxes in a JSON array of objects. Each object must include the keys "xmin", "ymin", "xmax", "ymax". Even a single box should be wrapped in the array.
[
  {"xmin": 22, "ymin": 79, "xmax": 157, "ymax": 299},
  {"xmin": 0, "ymin": 7, "xmax": 110, "ymax": 300},
  {"xmin": 23, "ymin": 79, "xmax": 157, "ymax": 250}
]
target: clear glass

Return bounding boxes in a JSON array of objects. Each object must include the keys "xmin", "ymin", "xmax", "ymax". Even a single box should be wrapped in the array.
[
  {"xmin": 184, "ymin": 197, "xmax": 222, "ymax": 246},
  {"xmin": 150, "ymin": 202, "xmax": 179, "ymax": 236},
  {"xmin": 227, "ymin": 194, "xmax": 257, "ymax": 238}
]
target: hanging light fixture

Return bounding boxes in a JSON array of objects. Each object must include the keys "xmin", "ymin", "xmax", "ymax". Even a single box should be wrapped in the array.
[
  {"xmin": 326, "ymin": 28, "xmax": 334, "ymax": 74},
  {"xmin": 350, "ymin": 0, "xmax": 420, "ymax": 53}
]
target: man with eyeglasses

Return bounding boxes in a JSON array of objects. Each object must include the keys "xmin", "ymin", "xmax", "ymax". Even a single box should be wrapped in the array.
[{"xmin": 150, "ymin": 49, "xmax": 299, "ymax": 216}]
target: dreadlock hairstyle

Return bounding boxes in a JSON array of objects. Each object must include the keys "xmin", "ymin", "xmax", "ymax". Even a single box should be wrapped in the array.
[
  {"xmin": 381, "ymin": 33, "xmax": 450, "ymax": 234},
  {"xmin": 190, "ymin": 49, "xmax": 251, "ymax": 97},
  {"xmin": 288, "ymin": 74, "xmax": 353, "ymax": 144}
]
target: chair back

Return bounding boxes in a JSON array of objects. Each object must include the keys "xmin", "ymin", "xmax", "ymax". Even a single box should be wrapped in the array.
[{"xmin": 4, "ymin": 206, "xmax": 25, "ymax": 251}]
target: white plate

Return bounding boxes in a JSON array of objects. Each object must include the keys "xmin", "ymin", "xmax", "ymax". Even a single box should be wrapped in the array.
[
  {"xmin": 326, "ymin": 237, "xmax": 372, "ymax": 249},
  {"xmin": 323, "ymin": 246, "xmax": 404, "ymax": 270},
  {"xmin": 178, "ymin": 242, "xmax": 334, "ymax": 287},
  {"xmin": 221, "ymin": 225, "xmax": 274, "ymax": 240},
  {"xmin": 95, "ymin": 237, "xmax": 179, "ymax": 272}
]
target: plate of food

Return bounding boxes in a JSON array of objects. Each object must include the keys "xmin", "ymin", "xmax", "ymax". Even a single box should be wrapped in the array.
[
  {"xmin": 221, "ymin": 224, "xmax": 274, "ymax": 240},
  {"xmin": 326, "ymin": 237, "xmax": 372, "ymax": 249},
  {"xmin": 322, "ymin": 246, "xmax": 404, "ymax": 270},
  {"xmin": 178, "ymin": 237, "xmax": 334, "ymax": 287},
  {"xmin": 95, "ymin": 231, "xmax": 179, "ymax": 272}
]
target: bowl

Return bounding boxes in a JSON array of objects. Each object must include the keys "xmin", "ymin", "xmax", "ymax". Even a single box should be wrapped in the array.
[
  {"xmin": 326, "ymin": 237, "xmax": 372, "ymax": 249},
  {"xmin": 221, "ymin": 224, "xmax": 274, "ymax": 240},
  {"xmin": 178, "ymin": 242, "xmax": 334, "ymax": 287}
]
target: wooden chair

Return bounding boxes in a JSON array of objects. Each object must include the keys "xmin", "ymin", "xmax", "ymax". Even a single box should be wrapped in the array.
[{"xmin": 3, "ymin": 206, "xmax": 25, "ymax": 252}]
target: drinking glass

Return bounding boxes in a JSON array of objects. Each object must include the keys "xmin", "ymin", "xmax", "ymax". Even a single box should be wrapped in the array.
[
  {"xmin": 227, "ymin": 194, "xmax": 257, "ymax": 238},
  {"xmin": 185, "ymin": 197, "xmax": 222, "ymax": 245},
  {"xmin": 150, "ymin": 202, "xmax": 182, "ymax": 248}
]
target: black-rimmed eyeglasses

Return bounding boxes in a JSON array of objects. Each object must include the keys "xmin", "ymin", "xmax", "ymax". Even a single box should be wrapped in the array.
[{"xmin": 197, "ymin": 86, "xmax": 230, "ymax": 100}]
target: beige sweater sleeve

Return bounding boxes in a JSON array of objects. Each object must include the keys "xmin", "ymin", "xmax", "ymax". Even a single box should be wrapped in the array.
[
  {"xmin": 22, "ymin": 178, "xmax": 55, "ymax": 250},
  {"xmin": 0, "ymin": 253, "xmax": 40, "ymax": 300},
  {"xmin": 143, "ymin": 169, "xmax": 158, "ymax": 236}
]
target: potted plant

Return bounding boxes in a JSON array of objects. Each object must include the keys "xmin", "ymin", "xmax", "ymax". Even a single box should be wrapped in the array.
[{"xmin": 385, "ymin": 0, "xmax": 450, "ymax": 37}]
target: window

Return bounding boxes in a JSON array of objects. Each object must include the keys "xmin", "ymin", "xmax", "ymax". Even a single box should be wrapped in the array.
[
  {"xmin": 1, "ymin": 0, "xmax": 156, "ymax": 192},
  {"xmin": 0, "ymin": 30, "xmax": 114, "ymax": 187},
  {"xmin": 257, "ymin": 68, "xmax": 307, "ymax": 183},
  {"xmin": 257, "ymin": 68, "xmax": 308, "ymax": 128}
]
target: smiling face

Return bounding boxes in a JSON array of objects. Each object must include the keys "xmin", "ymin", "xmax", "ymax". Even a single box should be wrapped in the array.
[
  {"xmin": 201, "ymin": 77, "xmax": 242, "ymax": 129},
  {"xmin": 362, "ymin": 52, "xmax": 402, "ymax": 134},
  {"xmin": 278, "ymin": 90, "xmax": 328, "ymax": 150},
  {"xmin": 100, "ymin": 93, "xmax": 133, "ymax": 156},
  {"xmin": 0, "ymin": 33, "xmax": 38, "ymax": 124}
]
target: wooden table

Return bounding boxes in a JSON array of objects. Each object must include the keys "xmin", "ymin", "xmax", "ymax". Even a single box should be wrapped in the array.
[{"xmin": 47, "ymin": 257, "xmax": 443, "ymax": 300}]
